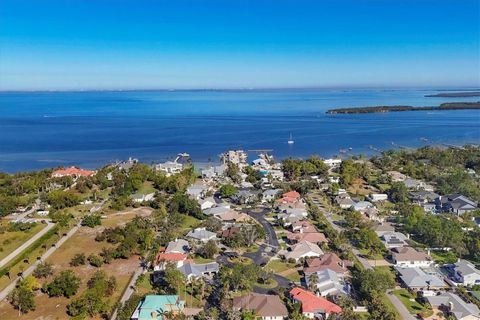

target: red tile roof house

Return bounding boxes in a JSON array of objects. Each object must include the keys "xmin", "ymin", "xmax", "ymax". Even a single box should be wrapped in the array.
[
  {"xmin": 276, "ymin": 190, "xmax": 302, "ymax": 205},
  {"xmin": 153, "ymin": 252, "xmax": 189, "ymax": 271},
  {"xmin": 290, "ymin": 287, "xmax": 342, "ymax": 319},
  {"xmin": 51, "ymin": 166, "xmax": 95, "ymax": 178}
]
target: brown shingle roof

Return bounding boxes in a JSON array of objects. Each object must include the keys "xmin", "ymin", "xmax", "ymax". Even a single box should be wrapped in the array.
[
  {"xmin": 304, "ymin": 253, "xmax": 349, "ymax": 274},
  {"xmin": 232, "ymin": 293, "xmax": 288, "ymax": 317}
]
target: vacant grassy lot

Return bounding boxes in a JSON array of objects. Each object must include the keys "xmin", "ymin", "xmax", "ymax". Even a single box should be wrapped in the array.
[
  {"xmin": 0, "ymin": 223, "xmax": 46, "ymax": 260},
  {"xmin": 265, "ymin": 259, "xmax": 297, "ymax": 274},
  {"xmin": 0, "ymin": 207, "xmax": 151, "ymax": 320}
]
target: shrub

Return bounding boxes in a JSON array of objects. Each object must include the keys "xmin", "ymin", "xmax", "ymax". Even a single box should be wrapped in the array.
[{"xmin": 70, "ymin": 253, "xmax": 86, "ymax": 266}]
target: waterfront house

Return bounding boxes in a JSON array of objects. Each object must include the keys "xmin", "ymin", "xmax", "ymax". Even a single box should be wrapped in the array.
[
  {"xmin": 52, "ymin": 166, "xmax": 95, "ymax": 179},
  {"xmin": 130, "ymin": 295, "xmax": 185, "ymax": 320},
  {"xmin": 324, "ymin": 158, "xmax": 342, "ymax": 168},
  {"xmin": 289, "ymin": 287, "xmax": 342, "ymax": 319},
  {"xmin": 391, "ymin": 247, "xmax": 433, "ymax": 268},
  {"xmin": 155, "ymin": 161, "xmax": 183, "ymax": 176},
  {"xmin": 233, "ymin": 293, "xmax": 289, "ymax": 320},
  {"xmin": 452, "ymin": 259, "xmax": 480, "ymax": 287}
]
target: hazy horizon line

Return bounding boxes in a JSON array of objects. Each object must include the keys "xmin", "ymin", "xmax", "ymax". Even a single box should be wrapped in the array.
[{"xmin": 1, "ymin": 85, "xmax": 479, "ymax": 93}]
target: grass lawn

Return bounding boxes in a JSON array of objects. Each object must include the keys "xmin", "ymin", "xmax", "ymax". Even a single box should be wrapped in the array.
[
  {"xmin": 0, "ymin": 226, "xmax": 64, "ymax": 291},
  {"xmin": 358, "ymin": 248, "xmax": 384, "ymax": 260},
  {"xmin": 135, "ymin": 181, "xmax": 156, "ymax": 195},
  {"xmin": 0, "ymin": 223, "xmax": 46, "ymax": 260},
  {"xmin": 347, "ymin": 178, "xmax": 372, "ymax": 197},
  {"xmin": 179, "ymin": 286, "xmax": 204, "ymax": 308},
  {"xmin": 285, "ymin": 270, "xmax": 301, "ymax": 282},
  {"xmin": 192, "ymin": 255, "xmax": 215, "ymax": 264},
  {"xmin": 244, "ymin": 245, "xmax": 259, "ymax": 253},
  {"xmin": 228, "ymin": 256, "xmax": 252, "ymax": 265},
  {"xmin": 430, "ymin": 251, "xmax": 458, "ymax": 264},
  {"xmin": 255, "ymin": 278, "xmax": 278, "ymax": 289},
  {"xmin": 180, "ymin": 215, "xmax": 201, "ymax": 232},
  {"xmin": 136, "ymin": 271, "xmax": 155, "ymax": 296},
  {"xmin": 102, "ymin": 207, "xmax": 153, "ymax": 228},
  {"xmin": 0, "ymin": 211, "xmax": 144, "ymax": 320},
  {"xmin": 392, "ymin": 289, "xmax": 431, "ymax": 315},
  {"xmin": 265, "ymin": 260, "xmax": 297, "ymax": 273}
]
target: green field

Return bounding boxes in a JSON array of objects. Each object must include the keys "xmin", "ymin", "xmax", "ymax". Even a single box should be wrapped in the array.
[
  {"xmin": 0, "ymin": 223, "xmax": 46, "ymax": 260},
  {"xmin": 392, "ymin": 289, "xmax": 432, "ymax": 316}
]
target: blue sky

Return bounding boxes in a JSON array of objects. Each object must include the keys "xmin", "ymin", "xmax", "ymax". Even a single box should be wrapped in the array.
[{"xmin": 0, "ymin": 0, "xmax": 479, "ymax": 90}]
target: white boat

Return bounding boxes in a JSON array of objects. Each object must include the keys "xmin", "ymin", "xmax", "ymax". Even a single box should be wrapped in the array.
[{"xmin": 287, "ymin": 133, "xmax": 294, "ymax": 144}]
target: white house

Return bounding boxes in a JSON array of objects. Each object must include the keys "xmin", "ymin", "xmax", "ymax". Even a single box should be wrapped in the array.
[
  {"xmin": 391, "ymin": 247, "xmax": 433, "ymax": 268},
  {"xmin": 452, "ymin": 259, "xmax": 480, "ymax": 287},
  {"xmin": 353, "ymin": 201, "xmax": 374, "ymax": 211},
  {"xmin": 198, "ymin": 197, "xmax": 216, "ymax": 210},
  {"xmin": 284, "ymin": 241, "xmax": 324, "ymax": 262},
  {"xmin": 186, "ymin": 228, "xmax": 217, "ymax": 243},
  {"xmin": 324, "ymin": 158, "xmax": 342, "ymax": 168},
  {"xmin": 370, "ymin": 193, "xmax": 388, "ymax": 202},
  {"xmin": 186, "ymin": 184, "xmax": 208, "ymax": 200},
  {"xmin": 133, "ymin": 193, "xmax": 155, "ymax": 203}
]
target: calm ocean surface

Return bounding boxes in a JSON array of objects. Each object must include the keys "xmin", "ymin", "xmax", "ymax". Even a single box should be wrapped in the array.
[{"xmin": 0, "ymin": 89, "xmax": 479, "ymax": 173}]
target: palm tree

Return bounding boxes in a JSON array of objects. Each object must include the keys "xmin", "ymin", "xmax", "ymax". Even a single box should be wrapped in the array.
[{"xmin": 308, "ymin": 273, "xmax": 319, "ymax": 292}]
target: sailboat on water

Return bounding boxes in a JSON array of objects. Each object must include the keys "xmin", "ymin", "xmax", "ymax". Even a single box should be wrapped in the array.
[{"xmin": 287, "ymin": 133, "xmax": 294, "ymax": 144}]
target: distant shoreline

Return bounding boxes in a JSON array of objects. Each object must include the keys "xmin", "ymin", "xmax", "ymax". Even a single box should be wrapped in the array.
[
  {"xmin": 326, "ymin": 102, "xmax": 480, "ymax": 114},
  {"xmin": 425, "ymin": 91, "xmax": 480, "ymax": 97}
]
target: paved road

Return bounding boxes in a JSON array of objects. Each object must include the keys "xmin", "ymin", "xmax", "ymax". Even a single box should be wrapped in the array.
[
  {"xmin": 110, "ymin": 262, "xmax": 145, "ymax": 320},
  {"xmin": 90, "ymin": 199, "xmax": 107, "ymax": 213},
  {"xmin": 386, "ymin": 290, "xmax": 416, "ymax": 320},
  {"xmin": 0, "ymin": 222, "xmax": 81, "ymax": 301},
  {"xmin": 308, "ymin": 194, "xmax": 414, "ymax": 318},
  {"xmin": 0, "ymin": 222, "xmax": 56, "ymax": 269},
  {"xmin": 4, "ymin": 205, "xmax": 38, "ymax": 221},
  {"xmin": 307, "ymin": 196, "xmax": 373, "ymax": 270},
  {"xmin": 243, "ymin": 207, "xmax": 279, "ymax": 248}
]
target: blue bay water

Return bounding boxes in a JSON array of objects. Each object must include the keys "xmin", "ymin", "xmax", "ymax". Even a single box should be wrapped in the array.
[{"xmin": 0, "ymin": 89, "xmax": 479, "ymax": 172}]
